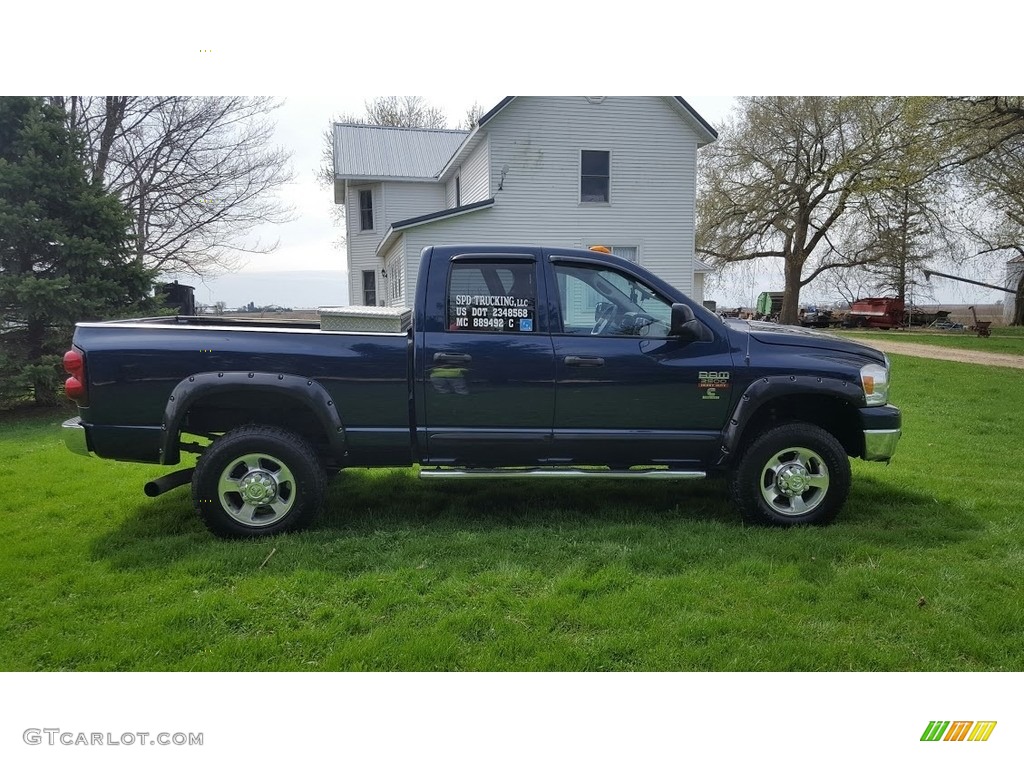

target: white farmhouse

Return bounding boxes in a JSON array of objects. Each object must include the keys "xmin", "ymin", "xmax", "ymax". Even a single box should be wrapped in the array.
[{"xmin": 332, "ymin": 96, "xmax": 718, "ymax": 308}]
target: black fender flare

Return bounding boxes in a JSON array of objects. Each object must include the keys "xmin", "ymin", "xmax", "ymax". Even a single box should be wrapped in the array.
[
  {"xmin": 158, "ymin": 371, "xmax": 346, "ymax": 465},
  {"xmin": 717, "ymin": 375, "xmax": 866, "ymax": 466}
]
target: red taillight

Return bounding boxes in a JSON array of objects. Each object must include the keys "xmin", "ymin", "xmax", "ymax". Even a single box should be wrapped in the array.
[
  {"xmin": 63, "ymin": 348, "xmax": 87, "ymax": 403},
  {"xmin": 65, "ymin": 376, "xmax": 85, "ymax": 400},
  {"xmin": 63, "ymin": 349, "xmax": 83, "ymax": 375}
]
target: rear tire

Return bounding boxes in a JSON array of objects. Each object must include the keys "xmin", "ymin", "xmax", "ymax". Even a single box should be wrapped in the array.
[
  {"xmin": 192, "ymin": 425, "xmax": 327, "ymax": 539},
  {"xmin": 729, "ymin": 422, "xmax": 850, "ymax": 526}
]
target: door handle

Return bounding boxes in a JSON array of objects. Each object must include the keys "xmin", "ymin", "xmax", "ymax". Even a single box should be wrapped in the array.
[
  {"xmin": 434, "ymin": 352, "xmax": 472, "ymax": 364},
  {"xmin": 564, "ymin": 356, "xmax": 605, "ymax": 367}
]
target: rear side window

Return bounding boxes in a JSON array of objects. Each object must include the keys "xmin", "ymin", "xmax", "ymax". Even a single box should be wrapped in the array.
[{"xmin": 447, "ymin": 262, "xmax": 536, "ymax": 333}]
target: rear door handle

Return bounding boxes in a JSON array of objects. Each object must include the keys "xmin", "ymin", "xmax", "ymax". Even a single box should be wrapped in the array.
[
  {"xmin": 564, "ymin": 356, "xmax": 605, "ymax": 367},
  {"xmin": 434, "ymin": 352, "xmax": 472, "ymax": 364}
]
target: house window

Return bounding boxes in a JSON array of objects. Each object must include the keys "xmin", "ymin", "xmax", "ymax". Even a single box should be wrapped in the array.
[
  {"xmin": 361, "ymin": 270, "xmax": 376, "ymax": 306},
  {"xmin": 455, "ymin": 176, "xmax": 461, "ymax": 207},
  {"xmin": 359, "ymin": 189, "xmax": 373, "ymax": 231},
  {"xmin": 580, "ymin": 150, "xmax": 610, "ymax": 203},
  {"xmin": 613, "ymin": 246, "xmax": 638, "ymax": 263},
  {"xmin": 593, "ymin": 244, "xmax": 638, "ymax": 266},
  {"xmin": 447, "ymin": 262, "xmax": 536, "ymax": 333}
]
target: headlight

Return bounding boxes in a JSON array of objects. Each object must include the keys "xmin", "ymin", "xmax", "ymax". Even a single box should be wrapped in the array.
[{"xmin": 860, "ymin": 363, "xmax": 889, "ymax": 406}]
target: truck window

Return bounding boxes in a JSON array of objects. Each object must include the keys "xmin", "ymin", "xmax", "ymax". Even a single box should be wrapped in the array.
[
  {"xmin": 447, "ymin": 262, "xmax": 537, "ymax": 333},
  {"xmin": 554, "ymin": 263, "xmax": 673, "ymax": 337}
]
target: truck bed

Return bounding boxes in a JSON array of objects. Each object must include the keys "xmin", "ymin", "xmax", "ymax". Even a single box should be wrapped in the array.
[{"xmin": 72, "ymin": 318, "xmax": 413, "ymax": 466}]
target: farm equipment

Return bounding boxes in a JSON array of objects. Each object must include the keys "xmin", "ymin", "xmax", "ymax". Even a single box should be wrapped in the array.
[
  {"xmin": 922, "ymin": 268, "xmax": 1017, "ymax": 297},
  {"xmin": 968, "ymin": 306, "xmax": 992, "ymax": 337},
  {"xmin": 755, "ymin": 291, "xmax": 784, "ymax": 321},
  {"xmin": 844, "ymin": 297, "xmax": 905, "ymax": 329},
  {"xmin": 923, "ymin": 267, "xmax": 1023, "ymax": 333},
  {"xmin": 925, "ymin": 310, "xmax": 963, "ymax": 330},
  {"xmin": 799, "ymin": 305, "xmax": 836, "ymax": 328}
]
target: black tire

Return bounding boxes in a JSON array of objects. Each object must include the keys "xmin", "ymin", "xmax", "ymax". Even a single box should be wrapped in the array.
[
  {"xmin": 192, "ymin": 425, "xmax": 327, "ymax": 539},
  {"xmin": 728, "ymin": 422, "xmax": 851, "ymax": 526}
]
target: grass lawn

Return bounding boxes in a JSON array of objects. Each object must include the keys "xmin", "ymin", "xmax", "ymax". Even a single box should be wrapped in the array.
[
  {"xmin": 836, "ymin": 325, "xmax": 1024, "ymax": 356},
  {"xmin": 2, "ymin": 355, "xmax": 1023, "ymax": 671}
]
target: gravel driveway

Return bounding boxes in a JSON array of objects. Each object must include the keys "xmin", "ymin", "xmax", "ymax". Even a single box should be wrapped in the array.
[{"xmin": 854, "ymin": 339, "xmax": 1024, "ymax": 369}]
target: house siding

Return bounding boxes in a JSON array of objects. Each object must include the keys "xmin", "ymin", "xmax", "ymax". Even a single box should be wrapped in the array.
[
  {"xmin": 379, "ymin": 236, "xmax": 407, "ymax": 307},
  {"xmin": 461, "ymin": 135, "xmax": 490, "ymax": 204},
  {"xmin": 443, "ymin": 136, "xmax": 488, "ymax": 208},
  {"xmin": 383, "ymin": 181, "xmax": 447, "ymax": 227},
  {"xmin": 346, "ymin": 181, "xmax": 444, "ymax": 303},
  {"xmin": 346, "ymin": 183, "xmax": 382, "ymax": 305}
]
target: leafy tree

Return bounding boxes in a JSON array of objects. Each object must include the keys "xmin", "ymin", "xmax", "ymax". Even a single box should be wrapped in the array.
[
  {"xmin": 0, "ymin": 97, "xmax": 156, "ymax": 406},
  {"xmin": 697, "ymin": 97, "xmax": 938, "ymax": 323},
  {"xmin": 52, "ymin": 96, "xmax": 294, "ymax": 277}
]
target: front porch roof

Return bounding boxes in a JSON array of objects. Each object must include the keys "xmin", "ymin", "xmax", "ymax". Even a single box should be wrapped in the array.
[{"xmin": 375, "ymin": 198, "xmax": 496, "ymax": 256}]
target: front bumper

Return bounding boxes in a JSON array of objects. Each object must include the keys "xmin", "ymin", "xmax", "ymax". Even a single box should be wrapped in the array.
[
  {"xmin": 859, "ymin": 405, "xmax": 901, "ymax": 461},
  {"xmin": 863, "ymin": 429, "xmax": 901, "ymax": 461},
  {"xmin": 62, "ymin": 418, "xmax": 94, "ymax": 458}
]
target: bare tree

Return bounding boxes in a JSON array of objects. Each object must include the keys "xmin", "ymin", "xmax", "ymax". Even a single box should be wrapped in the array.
[
  {"xmin": 821, "ymin": 266, "xmax": 876, "ymax": 307},
  {"xmin": 55, "ymin": 96, "xmax": 294, "ymax": 277},
  {"xmin": 364, "ymin": 96, "xmax": 446, "ymax": 129},
  {"xmin": 697, "ymin": 97, "xmax": 941, "ymax": 324},
  {"xmin": 461, "ymin": 101, "xmax": 486, "ymax": 130}
]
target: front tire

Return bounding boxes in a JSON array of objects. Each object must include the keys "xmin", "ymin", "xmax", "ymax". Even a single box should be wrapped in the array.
[
  {"xmin": 192, "ymin": 425, "xmax": 327, "ymax": 539},
  {"xmin": 728, "ymin": 422, "xmax": 851, "ymax": 526}
]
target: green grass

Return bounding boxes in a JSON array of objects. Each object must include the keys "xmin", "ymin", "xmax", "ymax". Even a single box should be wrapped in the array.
[
  {"xmin": 2, "ymin": 357, "xmax": 1023, "ymax": 671},
  {"xmin": 836, "ymin": 325, "xmax": 1024, "ymax": 356}
]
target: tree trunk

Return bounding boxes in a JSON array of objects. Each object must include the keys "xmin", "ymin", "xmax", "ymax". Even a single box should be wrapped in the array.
[
  {"xmin": 1014, "ymin": 273, "xmax": 1024, "ymax": 327},
  {"xmin": 27, "ymin": 317, "xmax": 57, "ymax": 407},
  {"xmin": 780, "ymin": 257, "xmax": 803, "ymax": 325},
  {"xmin": 94, "ymin": 96, "xmax": 127, "ymax": 185}
]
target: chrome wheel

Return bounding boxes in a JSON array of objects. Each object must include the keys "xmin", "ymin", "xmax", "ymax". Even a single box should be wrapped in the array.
[
  {"xmin": 758, "ymin": 446, "xmax": 830, "ymax": 517},
  {"xmin": 217, "ymin": 452, "xmax": 296, "ymax": 527}
]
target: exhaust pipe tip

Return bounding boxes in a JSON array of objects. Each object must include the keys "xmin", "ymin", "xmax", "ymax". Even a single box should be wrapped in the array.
[{"xmin": 144, "ymin": 468, "xmax": 194, "ymax": 497}]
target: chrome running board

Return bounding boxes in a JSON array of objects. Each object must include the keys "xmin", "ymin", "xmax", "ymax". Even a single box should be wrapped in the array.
[{"xmin": 419, "ymin": 468, "xmax": 706, "ymax": 480}]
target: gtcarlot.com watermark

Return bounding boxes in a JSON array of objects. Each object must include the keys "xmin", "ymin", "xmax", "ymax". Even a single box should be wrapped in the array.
[{"xmin": 23, "ymin": 728, "xmax": 203, "ymax": 747}]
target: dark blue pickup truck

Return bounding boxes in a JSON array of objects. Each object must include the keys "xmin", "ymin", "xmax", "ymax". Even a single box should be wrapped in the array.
[{"xmin": 62, "ymin": 244, "xmax": 901, "ymax": 538}]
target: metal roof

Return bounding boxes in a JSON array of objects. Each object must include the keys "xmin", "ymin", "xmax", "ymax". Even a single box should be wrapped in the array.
[{"xmin": 333, "ymin": 124, "xmax": 469, "ymax": 180}]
